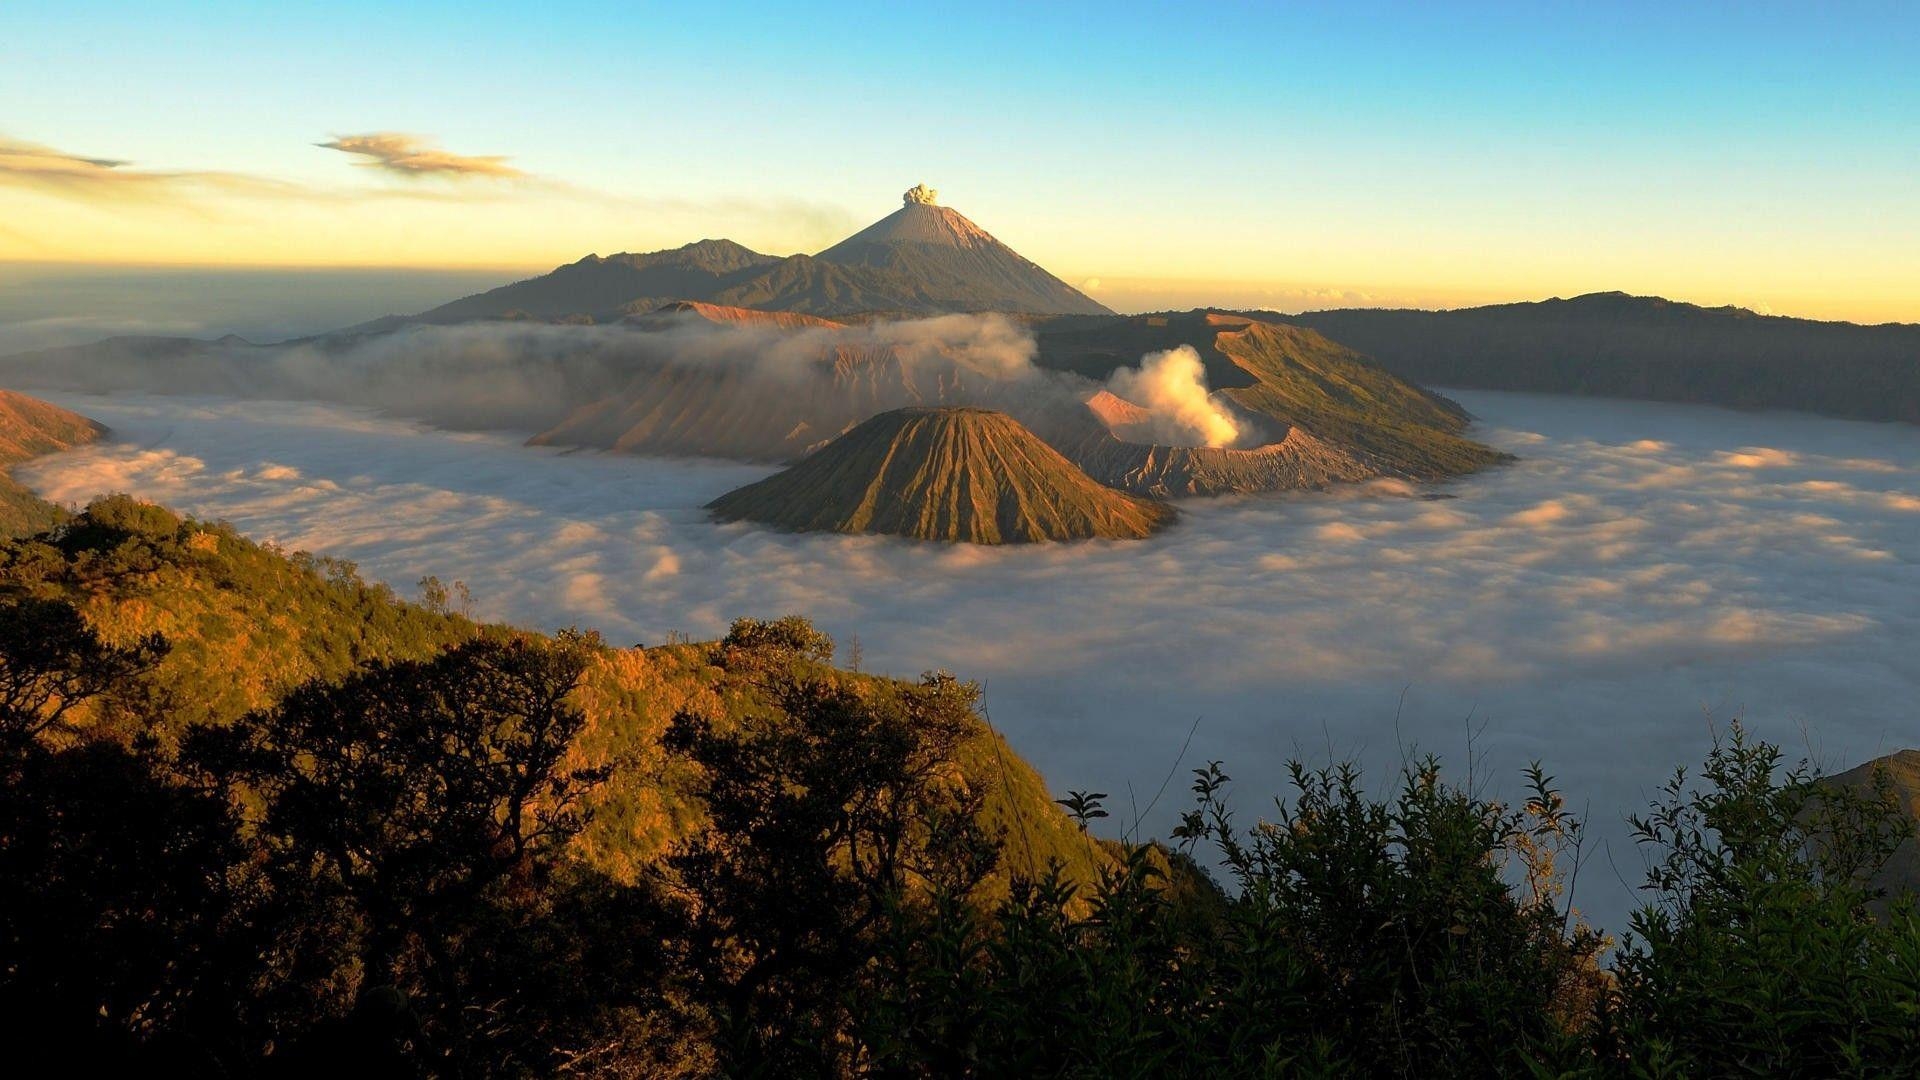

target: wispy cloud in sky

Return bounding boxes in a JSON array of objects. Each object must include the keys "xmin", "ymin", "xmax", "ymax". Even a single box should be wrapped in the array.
[
  {"xmin": 0, "ymin": 132, "xmax": 525, "ymax": 209},
  {"xmin": 0, "ymin": 130, "xmax": 858, "ymax": 263},
  {"xmin": 317, "ymin": 132, "xmax": 525, "ymax": 179},
  {"xmin": 0, "ymin": 136, "xmax": 300, "ymax": 202}
]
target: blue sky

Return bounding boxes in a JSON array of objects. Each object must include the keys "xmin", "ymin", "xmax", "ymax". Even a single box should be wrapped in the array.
[{"xmin": 4, "ymin": 1, "xmax": 1917, "ymax": 320}]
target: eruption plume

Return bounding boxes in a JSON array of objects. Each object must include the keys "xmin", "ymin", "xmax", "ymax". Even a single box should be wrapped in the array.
[{"xmin": 1105, "ymin": 345, "xmax": 1242, "ymax": 448}]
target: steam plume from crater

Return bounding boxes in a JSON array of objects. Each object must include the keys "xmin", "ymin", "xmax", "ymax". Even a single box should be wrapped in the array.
[{"xmin": 1104, "ymin": 345, "xmax": 1243, "ymax": 448}]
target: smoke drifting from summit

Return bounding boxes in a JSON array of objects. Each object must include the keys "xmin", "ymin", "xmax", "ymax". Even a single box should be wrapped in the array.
[{"xmin": 1104, "ymin": 345, "xmax": 1243, "ymax": 448}]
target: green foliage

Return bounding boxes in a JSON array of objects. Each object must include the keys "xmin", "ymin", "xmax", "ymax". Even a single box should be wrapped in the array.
[
  {"xmin": 721, "ymin": 613, "xmax": 836, "ymax": 663},
  {"xmin": 184, "ymin": 631, "xmax": 617, "ymax": 1068},
  {"xmin": 0, "ymin": 474, "xmax": 67, "ymax": 541},
  {"xmin": 191, "ymin": 634, "xmax": 607, "ymax": 947},
  {"xmin": 1605, "ymin": 725, "xmax": 1920, "ymax": 1077},
  {"xmin": 0, "ymin": 593, "xmax": 165, "ymax": 748},
  {"xmin": 0, "ymin": 495, "xmax": 476, "ymax": 737},
  {"xmin": 857, "ymin": 757, "xmax": 1607, "ymax": 1078},
  {"xmin": 0, "ymin": 594, "xmax": 256, "ymax": 1074},
  {"xmin": 664, "ymin": 667, "xmax": 999, "ymax": 1075},
  {"xmin": 417, "ymin": 574, "xmax": 475, "ymax": 618},
  {"xmin": 65, "ymin": 491, "xmax": 184, "ymax": 541}
]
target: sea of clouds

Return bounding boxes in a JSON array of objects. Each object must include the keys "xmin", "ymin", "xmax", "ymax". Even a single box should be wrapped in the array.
[{"xmin": 18, "ymin": 388, "xmax": 1920, "ymax": 929}]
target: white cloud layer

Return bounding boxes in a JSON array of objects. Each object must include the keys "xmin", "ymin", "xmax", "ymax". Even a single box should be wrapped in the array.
[{"xmin": 17, "ymin": 389, "xmax": 1920, "ymax": 930}]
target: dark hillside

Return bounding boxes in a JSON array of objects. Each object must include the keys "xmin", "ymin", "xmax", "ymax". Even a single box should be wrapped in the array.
[{"xmin": 1288, "ymin": 292, "xmax": 1920, "ymax": 423}]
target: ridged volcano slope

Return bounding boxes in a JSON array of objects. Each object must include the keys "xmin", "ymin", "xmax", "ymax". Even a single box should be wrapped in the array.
[
  {"xmin": 709, "ymin": 407, "xmax": 1174, "ymax": 544},
  {"xmin": 1, "ymin": 388, "xmax": 107, "ymax": 537},
  {"xmin": 0, "ymin": 388, "xmax": 103, "ymax": 463}
]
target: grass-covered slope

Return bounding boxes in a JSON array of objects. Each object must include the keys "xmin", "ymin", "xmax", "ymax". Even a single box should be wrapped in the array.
[
  {"xmin": 0, "ymin": 497, "xmax": 1113, "ymax": 887},
  {"xmin": 708, "ymin": 406, "xmax": 1175, "ymax": 543},
  {"xmin": 567, "ymin": 637, "xmax": 1112, "ymax": 889},
  {"xmin": 0, "ymin": 388, "xmax": 107, "ymax": 539},
  {"xmin": 1210, "ymin": 315, "xmax": 1509, "ymax": 477},
  {"xmin": 0, "ymin": 496, "xmax": 477, "ymax": 736}
]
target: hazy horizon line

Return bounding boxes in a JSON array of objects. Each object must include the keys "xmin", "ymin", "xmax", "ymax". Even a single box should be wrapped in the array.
[{"xmin": 5, "ymin": 259, "xmax": 1914, "ymax": 330}]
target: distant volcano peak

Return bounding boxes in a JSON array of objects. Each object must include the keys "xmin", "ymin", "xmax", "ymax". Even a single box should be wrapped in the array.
[
  {"xmin": 362, "ymin": 183, "xmax": 1112, "ymax": 324},
  {"xmin": 801, "ymin": 192, "xmax": 1106, "ymax": 312},
  {"xmin": 819, "ymin": 197, "xmax": 1000, "ymax": 254}
]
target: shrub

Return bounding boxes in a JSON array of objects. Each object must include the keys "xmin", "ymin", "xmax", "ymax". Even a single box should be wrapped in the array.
[{"xmin": 1605, "ymin": 724, "xmax": 1920, "ymax": 1076}]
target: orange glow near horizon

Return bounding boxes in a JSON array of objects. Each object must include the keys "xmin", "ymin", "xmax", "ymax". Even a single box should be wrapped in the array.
[{"xmin": 2, "ymin": 179, "xmax": 1916, "ymax": 326}]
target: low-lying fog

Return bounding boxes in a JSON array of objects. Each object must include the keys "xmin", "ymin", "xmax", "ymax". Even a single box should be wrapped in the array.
[{"xmin": 18, "ymin": 389, "xmax": 1920, "ymax": 929}]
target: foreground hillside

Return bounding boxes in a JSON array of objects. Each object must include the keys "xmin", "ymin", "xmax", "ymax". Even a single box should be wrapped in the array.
[
  {"xmin": 1287, "ymin": 292, "xmax": 1920, "ymax": 424},
  {"xmin": 2, "ymin": 495, "xmax": 478, "ymax": 734},
  {"xmin": 709, "ymin": 406, "xmax": 1176, "ymax": 543},
  {"xmin": 0, "ymin": 388, "xmax": 103, "ymax": 538},
  {"xmin": 0, "ymin": 496, "xmax": 1107, "ymax": 881}
]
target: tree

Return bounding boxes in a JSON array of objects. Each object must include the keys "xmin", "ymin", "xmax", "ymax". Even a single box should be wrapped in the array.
[
  {"xmin": 861, "ymin": 757, "xmax": 1607, "ymax": 1078},
  {"xmin": 418, "ymin": 575, "xmax": 450, "ymax": 615},
  {"xmin": 0, "ymin": 594, "xmax": 165, "ymax": 751},
  {"xmin": 720, "ymin": 614, "xmax": 835, "ymax": 665},
  {"xmin": 187, "ymin": 630, "xmax": 613, "ymax": 1067},
  {"xmin": 0, "ymin": 741, "xmax": 257, "ymax": 1074},
  {"xmin": 664, "ymin": 657, "xmax": 998, "ymax": 1075},
  {"xmin": 0, "ymin": 595, "xmax": 252, "ymax": 1073}
]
